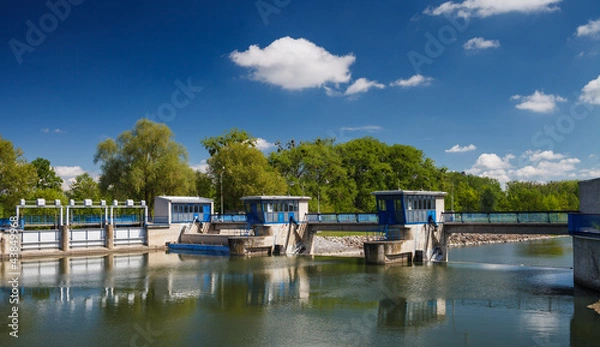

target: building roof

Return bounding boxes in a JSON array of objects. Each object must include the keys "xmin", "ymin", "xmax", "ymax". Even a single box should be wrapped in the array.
[
  {"xmin": 154, "ymin": 196, "xmax": 214, "ymax": 203},
  {"xmin": 240, "ymin": 196, "xmax": 311, "ymax": 201},
  {"xmin": 371, "ymin": 190, "xmax": 447, "ymax": 197}
]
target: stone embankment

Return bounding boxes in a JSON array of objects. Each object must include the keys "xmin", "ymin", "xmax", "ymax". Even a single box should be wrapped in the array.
[
  {"xmin": 311, "ymin": 234, "xmax": 563, "ymax": 256},
  {"xmin": 447, "ymin": 233, "xmax": 559, "ymax": 246}
]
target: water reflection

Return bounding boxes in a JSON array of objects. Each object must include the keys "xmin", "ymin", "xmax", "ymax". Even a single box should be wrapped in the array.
[
  {"xmin": 378, "ymin": 297, "xmax": 446, "ymax": 328},
  {"xmin": 571, "ymin": 286, "xmax": 600, "ymax": 346},
  {"xmin": 0, "ymin": 246, "xmax": 596, "ymax": 346},
  {"xmin": 516, "ymin": 238, "xmax": 566, "ymax": 257}
]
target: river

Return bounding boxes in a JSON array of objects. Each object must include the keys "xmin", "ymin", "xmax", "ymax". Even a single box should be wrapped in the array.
[{"xmin": 1, "ymin": 237, "xmax": 599, "ymax": 346}]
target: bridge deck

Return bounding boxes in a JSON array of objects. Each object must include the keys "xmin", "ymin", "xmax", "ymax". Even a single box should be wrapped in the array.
[{"xmin": 443, "ymin": 222, "xmax": 568, "ymax": 235}]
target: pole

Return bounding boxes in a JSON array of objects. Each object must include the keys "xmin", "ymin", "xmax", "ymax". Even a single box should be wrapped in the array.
[
  {"xmin": 317, "ymin": 186, "xmax": 320, "ymax": 214},
  {"xmin": 220, "ymin": 167, "xmax": 224, "ymax": 216}
]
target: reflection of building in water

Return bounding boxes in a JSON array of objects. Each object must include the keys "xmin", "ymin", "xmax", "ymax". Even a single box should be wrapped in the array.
[
  {"xmin": 570, "ymin": 287, "xmax": 600, "ymax": 345},
  {"xmin": 1, "ymin": 252, "xmax": 311, "ymax": 315},
  {"xmin": 378, "ymin": 298, "xmax": 446, "ymax": 328}
]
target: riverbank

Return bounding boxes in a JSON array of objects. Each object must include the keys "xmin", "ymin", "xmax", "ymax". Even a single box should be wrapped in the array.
[{"xmin": 311, "ymin": 234, "xmax": 566, "ymax": 256}]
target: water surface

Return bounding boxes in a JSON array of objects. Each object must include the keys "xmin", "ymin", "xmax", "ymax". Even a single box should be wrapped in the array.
[{"xmin": 1, "ymin": 237, "xmax": 599, "ymax": 346}]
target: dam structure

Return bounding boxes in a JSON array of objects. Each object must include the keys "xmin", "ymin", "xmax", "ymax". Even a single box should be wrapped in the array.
[{"xmin": 3, "ymin": 183, "xmax": 598, "ymax": 294}]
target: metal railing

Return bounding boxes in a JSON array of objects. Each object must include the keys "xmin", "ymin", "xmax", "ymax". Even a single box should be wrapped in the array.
[
  {"xmin": 210, "ymin": 214, "xmax": 248, "ymax": 223},
  {"xmin": 20, "ymin": 229, "xmax": 60, "ymax": 250},
  {"xmin": 114, "ymin": 227, "xmax": 146, "ymax": 245},
  {"xmin": 305, "ymin": 213, "xmax": 378, "ymax": 223},
  {"xmin": 442, "ymin": 211, "xmax": 570, "ymax": 224},
  {"xmin": 569, "ymin": 214, "xmax": 600, "ymax": 238},
  {"xmin": 70, "ymin": 228, "xmax": 105, "ymax": 248}
]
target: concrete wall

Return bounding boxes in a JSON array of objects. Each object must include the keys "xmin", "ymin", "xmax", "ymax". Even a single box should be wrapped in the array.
[
  {"xmin": 579, "ymin": 178, "xmax": 600, "ymax": 214},
  {"xmin": 573, "ymin": 237, "xmax": 600, "ymax": 291},
  {"xmin": 364, "ymin": 223, "xmax": 440, "ymax": 264},
  {"xmin": 573, "ymin": 177, "xmax": 600, "ymax": 292},
  {"xmin": 435, "ymin": 196, "xmax": 445, "ymax": 223},
  {"xmin": 146, "ymin": 224, "xmax": 184, "ymax": 248}
]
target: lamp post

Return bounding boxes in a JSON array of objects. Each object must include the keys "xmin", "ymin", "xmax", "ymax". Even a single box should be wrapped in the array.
[
  {"xmin": 220, "ymin": 166, "xmax": 224, "ymax": 216},
  {"xmin": 317, "ymin": 179, "xmax": 329, "ymax": 214}
]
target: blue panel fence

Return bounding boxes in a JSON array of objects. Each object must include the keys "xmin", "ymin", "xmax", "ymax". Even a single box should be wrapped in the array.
[
  {"xmin": 442, "ymin": 211, "xmax": 570, "ymax": 224},
  {"xmin": 569, "ymin": 214, "xmax": 600, "ymax": 238}
]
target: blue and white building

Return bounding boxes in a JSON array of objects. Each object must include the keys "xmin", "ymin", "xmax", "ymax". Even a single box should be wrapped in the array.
[{"xmin": 153, "ymin": 196, "xmax": 213, "ymax": 224}]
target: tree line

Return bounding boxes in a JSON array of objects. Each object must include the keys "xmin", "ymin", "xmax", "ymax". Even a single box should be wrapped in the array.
[{"xmin": 0, "ymin": 119, "xmax": 580, "ymax": 217}]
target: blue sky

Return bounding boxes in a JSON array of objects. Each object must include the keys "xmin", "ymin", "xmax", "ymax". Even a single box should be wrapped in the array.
[{"xmin": 1, "ymin": 0, "xmax": 600, "ymax": 189}]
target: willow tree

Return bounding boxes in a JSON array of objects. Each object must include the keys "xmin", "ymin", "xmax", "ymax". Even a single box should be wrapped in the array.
[
  {"xmin": 94, "ymin": 119, "xmax": 195, "ymax": 205},
  {"xmin": 0, "ymin": 135, "xmax": 37, "ymax": 214},
  {"xmin": 202, "ymin": 129, "xmax": 286, "ymax": 212}
]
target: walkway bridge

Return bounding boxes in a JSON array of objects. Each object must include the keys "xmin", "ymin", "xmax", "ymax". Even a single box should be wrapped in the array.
[
  {"xmin": 209, "ymin": 211, "xmax": 574, "ymax": 237},
  {"xmin": 441, "ymin": 211, "xmax": 571, "ymax": 235}
]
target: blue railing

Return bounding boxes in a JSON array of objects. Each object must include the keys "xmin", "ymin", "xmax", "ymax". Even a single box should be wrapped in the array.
[
  {"xmin": 21, "ymin": 215, "xmax": 59, "ymax": 227},
  {"xmin": 305, "ymin": 213, "xmax": 378, "ymax": 223},
  {"xmin": 211, "ymin": 214, "xmax": 248, "ymax": 222},
  {"xmin": 442, "ymin": 211, "xmax": 570, "ymax": 224},
  {"xmin": 569, "ymin": 214, "xmax": 600, "ymax": 238},
  {"xmin": 70, "ymin": 214, "xmax": 142, "ymax": 225},
  {"xmin": 149, "ymin": 216, "xmax": 169, "ymax": 224},
  {"xmin": 0, "ymin": 218, "xmax": 17, "ymax": 229}
]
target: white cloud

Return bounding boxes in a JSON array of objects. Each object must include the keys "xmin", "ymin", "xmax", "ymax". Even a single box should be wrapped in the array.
[
  {"xmin": 390, "ymin": 74, "xmax": 433, "ymax": 88},
  {"xmin": 513, "ymin": 158, "xmax": 580, "ymax": 180},
  {"xmin": 340, "ymin": 125, "xmax": 383, "ymax": 132},
  {"xmin": 230, "ymin": 36, "xmax": 355, "ymax": 91},
  {"xmin": 576, "ymin": 18, "xmax": 600, "ymax": 38},
  {"xmin": 54, "ymin": 166, "xmax": 86, "ymax": 191},
  {"xmin": 580, "ymin": 75, "xmax": 600, "ymax": 105},
  {"xmin": 190, "ymin": 160, "xmax": 209, "ymax": 173},
  {"xmin": 511, "ymin": 90, "xmax": 566, "ymax": 113},
  {"xmin": 344, "ymin": 78, "xmax": 385, "ymax": 96},
  {"xmin": 254, "ymin": 138, "xmax": 276, "ymax": 151},
  {"xmin": 463, "ymin": 37, "xmax": 500, "ymax": 50},
  {"xmin": 466, "ymin": 150, "xmax": 587, "ymax": 184},
  {"xmin": 54, "ymin": 166, "xmax": 85, "ymax": 178},
  {"xmin": 525, "ymin": 149, "xmax": 565, "ymax": 162},
  {"xmin": 466, "ymin": 153, "xmax": 514, "ymax": 184},
  {"xmin": 581, "ymin": 168, "xmax": 600, "ymax": 178},
  {"xmin": 424, "ymin": 0, "xmax": 562, "ymax": 18},
  {"xmin": 445, "ymin": 144, "xmax": 477, "ymax": 153},
  {"xmin": 41, "ymin": 128, "xmax": 66, "ymax": 134}
]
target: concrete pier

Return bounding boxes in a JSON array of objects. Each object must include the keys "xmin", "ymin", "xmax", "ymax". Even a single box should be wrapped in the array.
[
  {"xmin": 105, "ymin": 224, "xmax": 114, "ymax": 250},
  {"xmin": 228, "ymin": 236, "xmax": 273, "ymax": 256},
  {"xmin": 572, "ymin": 178, "xmax": 600, "ymax": 291},
  {"xmin": 60, "ymin": 226, "xmax": 70, "ymax": 252},
  {"xmin": 364, "ymin": 240, "xmax": 412, "ymax": 264}
]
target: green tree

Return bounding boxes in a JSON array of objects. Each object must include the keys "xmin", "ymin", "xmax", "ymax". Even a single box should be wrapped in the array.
[
  {"xmin": 337, "ymin": 137, "xmax": 391, "ymax": 211},
  {"xmin": 31, "ymin": 157, "xmax": 63, "ymax": 191},
  {"xmin": 270, "ymin": 138, "xmax": 355, "ymax": 212},
  {"xmin": 94, "ymin": 119, "xmax": 195, "ymax": 206},
  {"xmin": 202, "ymin": 129, "xmax": 287, "ymax": 212},
  {"xmin": 66, "ymin": 173, "xmax": 101, "ymax": 201},
  {"xmin": 387, "ymin": 144, "xmax": 443, "ymax": 191},
  {"xmin": 195, "ymin": 171, "xmax": 215, "ymax": 199},
  {"xmin": 0, "ymin": 135, "xmax": 37, "ymax": 215}
]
